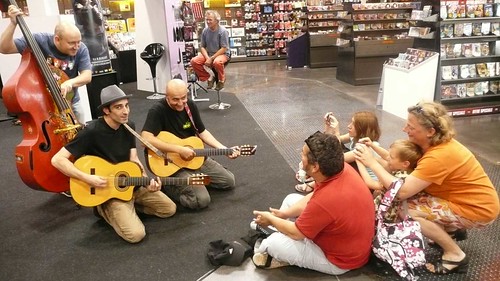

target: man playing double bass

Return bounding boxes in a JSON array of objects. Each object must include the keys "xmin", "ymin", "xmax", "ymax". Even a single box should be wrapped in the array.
[{"xmin": 0, "ymin": 4, "xmax": 92, "ymax": 124}]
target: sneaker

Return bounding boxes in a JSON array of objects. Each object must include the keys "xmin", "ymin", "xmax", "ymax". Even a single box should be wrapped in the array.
[
  {"xmin": 207, "ymin": 79, "xmax": 214, "ymax": 89},
  {"xmin": 252, "ymin": 252, "xmax": 289, "ymax": 269},
  {"xmin": 60, "ymin": 191, "xmax": 72, "ymax": 198},
  {"xmin": 214, "ymin": 81, "xmax": 225, "ymax": 91},
  {"xmin": 250, "ymin": 221, "xmax": 277, "ymax": 237}
]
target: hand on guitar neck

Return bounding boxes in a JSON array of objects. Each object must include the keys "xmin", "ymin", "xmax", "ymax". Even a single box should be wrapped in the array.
[{"xmin": 178, "ymin": 145, "xmax": 240, "ymax": 161}]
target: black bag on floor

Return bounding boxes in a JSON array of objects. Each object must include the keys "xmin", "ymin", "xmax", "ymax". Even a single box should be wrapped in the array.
[{"xmin": 207, "ymin": 239, "xmax": 252, "ymax": 266}]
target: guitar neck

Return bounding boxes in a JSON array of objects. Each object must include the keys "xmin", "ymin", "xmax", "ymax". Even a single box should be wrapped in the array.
[
  {"xmin": 193, "ymin": 148, "xmax": 233, "ymax": 157},
  {"xmin": 121, "ymin": 177, "xmax": 191, "ymax": 186},
  {"xmin": 123, "ymin": 123, "xmax": 166, "ymax": 158}
]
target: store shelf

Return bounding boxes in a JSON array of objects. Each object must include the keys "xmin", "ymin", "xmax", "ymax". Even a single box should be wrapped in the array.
[
  {"xmin": 305, "ymin": 4, "xmax": 345, "ymax": 68},
  {"xmin": 336, "ymin": 2, "xmax": 420, "ymax": 85},
  {"xmin": 437, "ymin": 7, "xmax": 500, "ymax": 117}
]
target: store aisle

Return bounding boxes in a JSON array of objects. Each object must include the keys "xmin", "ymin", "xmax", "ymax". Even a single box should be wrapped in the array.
[{"xmin": 222, "ymin": 60, "xmax": 500, "ymax": 166}]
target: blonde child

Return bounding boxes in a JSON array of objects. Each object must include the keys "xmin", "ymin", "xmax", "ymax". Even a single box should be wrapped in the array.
[
  {"xmin": 356, "ymin": 139, "xmax": 423, "ymax": 222},
  {"xmin": 295, "ymin": 111, "xmax": 381, "ymax": 193},
  {"xmin": 355, "ymin": 138, "xmax": 423, "ymax": 191}
]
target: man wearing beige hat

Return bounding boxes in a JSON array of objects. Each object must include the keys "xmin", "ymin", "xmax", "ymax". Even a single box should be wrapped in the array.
[{"xmin": 51, "ymin": 85, "xmax": 176, "ymax": 243}]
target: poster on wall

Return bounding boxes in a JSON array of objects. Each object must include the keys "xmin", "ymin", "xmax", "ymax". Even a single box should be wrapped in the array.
[{"xmin": 73, "ymin": 0, "xmax": 112, "ymax": 74}]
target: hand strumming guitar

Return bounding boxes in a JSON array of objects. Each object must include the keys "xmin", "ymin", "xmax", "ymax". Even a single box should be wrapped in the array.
[
  {"xmin": 178, "ymin": 146, "xmax": 196, "ymax": 161},
  {"xmin": 83, "ymin": 174, "xmax": 108, "ymax": 188}
]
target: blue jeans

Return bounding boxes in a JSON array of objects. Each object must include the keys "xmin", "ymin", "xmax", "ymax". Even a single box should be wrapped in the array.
[
  {"xmin": 162, "ymin": 157, "xmax": 235, "ymax": 210},
  {"xmin": 71, "ymin": 99, "xmax": 85, "ymax": 124}
]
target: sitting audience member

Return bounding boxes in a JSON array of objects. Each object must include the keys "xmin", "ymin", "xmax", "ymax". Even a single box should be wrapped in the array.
[
  {"xmin": 295, "ymin": 111, "xmax": 381, "ymax": 193},
  {"xmin": 141, "ymin": 79, "xmax": 239, "ymax": 210},
  {"xmin": 51, "ymin": 85, "xmax": 176, "ymax": 243},
  {"xmin": 252, "ymin": 131, "xmax": 375, "ymax": 275},
  {"xmin": 354, "ymin": 101, "xmax": 499, "ymax": 275},
  {"xmin": 189, "ymin": 10, "xmax": 230, "ymax": 91}
]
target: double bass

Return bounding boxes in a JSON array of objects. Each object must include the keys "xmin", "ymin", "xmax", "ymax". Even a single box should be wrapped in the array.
[{"xmin": 1, "ymin": 0, "xmax": 81, "ymax": 192}]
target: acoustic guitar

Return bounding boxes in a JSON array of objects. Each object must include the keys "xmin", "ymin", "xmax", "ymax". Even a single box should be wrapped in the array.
[
  {"xmin": 146, "ymin": 131, "xmax": 257, "ymax": 177},
  {"xmin": 70, "ymin": 155, "xmax": 210, "ymax": 207}
]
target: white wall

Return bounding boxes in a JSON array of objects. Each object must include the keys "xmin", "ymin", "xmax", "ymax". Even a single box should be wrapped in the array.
[{"xmin": 134, "ymin": 0, "xmax": 171, "ymax": 93}]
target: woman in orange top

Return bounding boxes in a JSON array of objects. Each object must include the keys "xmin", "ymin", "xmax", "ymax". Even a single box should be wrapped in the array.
[{"xmin": 354, "ymin": 101, "xmax": 499, "ymax": 275}]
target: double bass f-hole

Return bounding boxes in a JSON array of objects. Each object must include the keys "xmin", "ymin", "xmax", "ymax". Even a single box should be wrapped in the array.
[{"xmin": 39, "ymin": 120, "xmax": 51, "ymax": 152}]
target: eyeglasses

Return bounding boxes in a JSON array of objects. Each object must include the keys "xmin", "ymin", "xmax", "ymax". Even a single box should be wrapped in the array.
[{"xmin": 304, "ymin": 131, "xmax": 322, "ymax": 162}]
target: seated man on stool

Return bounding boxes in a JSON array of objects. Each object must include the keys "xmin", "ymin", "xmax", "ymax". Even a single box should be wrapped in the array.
[{"xmin": 190, "ymin": 10, "xmax": 230, "ymax": 91}]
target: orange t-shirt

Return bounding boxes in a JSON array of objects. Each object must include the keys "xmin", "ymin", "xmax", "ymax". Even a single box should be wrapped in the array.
[{"xmin": 411, "ymin": 139, "xmax": 499, "ymax": 222}]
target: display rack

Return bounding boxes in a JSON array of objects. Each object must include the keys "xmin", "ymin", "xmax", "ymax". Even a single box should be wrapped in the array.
[
  {"xmin": 305, "ymin": 1, "xmax": 346, "ymax": 68},
  {"xmin": 408, "ymin": 0, "xmax": 440, "ymax": 51},
  {"xmin": 336, "ymin": 2, "xmax": 419, "ymax": 85},
  {"xmin": 437, "ymin": 1, "xmax": 500, "ymax": 117},
  {"xmin": 379, "ymin": 49, "xmax": 439, "ymax": 119}
]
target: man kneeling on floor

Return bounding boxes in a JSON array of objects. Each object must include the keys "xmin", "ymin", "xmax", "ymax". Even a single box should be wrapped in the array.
[{"xmin": 252, "ymin": 131, "xmax": 375, "ymax": 274}]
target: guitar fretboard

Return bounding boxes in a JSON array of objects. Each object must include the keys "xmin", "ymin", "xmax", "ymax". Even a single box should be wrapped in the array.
[
  {"xmin": 193, "ymin": 148, "xmax": 234, "ymax": 157},
  {"xmin": 117, "ymin": 177, "xmax": 190, "ymax": 186}
]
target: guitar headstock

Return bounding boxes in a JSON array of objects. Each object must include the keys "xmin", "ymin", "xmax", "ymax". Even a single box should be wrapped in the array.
[
  {"xmin": 188, "ymin": 174, "xmax": 211, "ymax": 185},
  {"xmin": 239, "ymin": 145, "xmax": 257, "ymax": 156}
]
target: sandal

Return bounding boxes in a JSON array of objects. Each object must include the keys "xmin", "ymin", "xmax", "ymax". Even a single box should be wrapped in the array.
[
  {"xmin": 295, "ymin": 182, "xmax": 314, "ymax": 193},
  {"xmin": 426, "ymin": 255, "xmax": 469, "ymax": 275}
]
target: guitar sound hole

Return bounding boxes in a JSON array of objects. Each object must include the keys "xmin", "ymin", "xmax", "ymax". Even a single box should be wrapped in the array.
[{"xmin": 117, "ymin": 174, "xmax": 128, "ymax": 188}]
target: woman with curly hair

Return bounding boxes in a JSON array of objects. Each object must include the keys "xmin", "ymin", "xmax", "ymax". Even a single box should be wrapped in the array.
[{"xmin": 354, "ymin": 101, "xmax": 499, "ymax": 275}]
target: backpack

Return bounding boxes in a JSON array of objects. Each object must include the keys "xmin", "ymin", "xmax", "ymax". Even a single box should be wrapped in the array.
[{"xmin": 372, "ymin": 179, "xmax": 426, "ymax": 281}]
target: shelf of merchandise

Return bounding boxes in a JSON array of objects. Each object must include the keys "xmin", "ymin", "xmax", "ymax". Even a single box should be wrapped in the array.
[
  {"xmin": 437, "ymin": 13, "xmax": 500, "ymax": 117},
  {"xmin": 216, "ymin": 0, "xmax": 306, "ymax": 61},
  {"xmin": 305, "ymin": 4, "xmax": 345, "ymax": 68},
  {"xmin": 336, "ymin": 2, "xmax": 419, "ymax": 85}
]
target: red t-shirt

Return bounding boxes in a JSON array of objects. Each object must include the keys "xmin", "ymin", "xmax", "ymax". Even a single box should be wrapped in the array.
[{"xmin": 295, "ymin": 164, "xmax": 375, "ymax": 269}]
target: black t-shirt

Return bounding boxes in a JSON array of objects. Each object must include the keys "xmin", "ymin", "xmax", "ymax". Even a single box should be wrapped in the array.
[
  {"xmin": 142, "ymin": 99, "xmax": 205, "ymax": 138},
  {"xmin": 65, "ymin": 118, "xmax": 136, "ymax": 163}
]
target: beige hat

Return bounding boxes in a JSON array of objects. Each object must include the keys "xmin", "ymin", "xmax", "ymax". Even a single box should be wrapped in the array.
[{"xmin": 98, "ymin": 85, "xmax": 132, "ymax": 111}]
